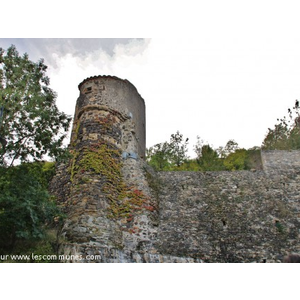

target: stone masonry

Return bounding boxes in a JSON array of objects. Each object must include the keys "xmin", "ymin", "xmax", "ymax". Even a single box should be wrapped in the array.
[{"xmin": 50, "ymin": 76, "xmax": 300, "ymax": 263}]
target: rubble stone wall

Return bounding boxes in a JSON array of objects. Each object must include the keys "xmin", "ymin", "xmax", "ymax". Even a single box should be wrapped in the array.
[
  {"xmin": 50, "ymin": 76, "xmax": 300, "ymax": 263},
  {"xmin": 76, "ymin": 75, "xmax": 146, "ymax": 157},
  {"xmin": 156, "ymin": 156, "xmax": 300, "ymax": 262}
]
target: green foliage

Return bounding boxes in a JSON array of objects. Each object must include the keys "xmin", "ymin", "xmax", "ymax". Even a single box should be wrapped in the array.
[
  {"xmin": 223, "ymin": 149, "xmax": 249, "ymax": 171},
  {"xmin": 275, "ymin": 220, "xmax": 285, "ymax": 234},
  {"xmin": 146, "ymin": 142, "xmax": 172, "ymax": 171},
  {"xmin": 146, "ymin": 131, "xmax": 189, "ymax": 171},
  {"xmin": 262, "ymin": 100, "xmax": 300, "ymax": 150},
  {"xmin": 217, "ymin": 139, "xmax": 239, "ymax": 158},
  {"xmin": 70, "ymin": 142, "xmax": 155, "ymax": 221},
  {"xmin": 0, "ymin": 162, "xmax": 63, "ymax": 252},
  {"xmin": 175, "ymin": 159, "xmax": 200, "ymax": 171},
  {"xmin": 2, "ymin": 230, "xmax": 59, "ymax": 263},
  {"xmin": 0, "ymin": 45, "xmax": 71, "ymax": 166},
  {"xmin": 147, "ymin": 134, "xmax": 262, "ymax": 172},
  {"xmin": 169, "ymin": 131, "xmax": 189, "ymax": 167},
  {"xmin": 197, "ymin": 144, "xmax": 226, "ymax": 171}
]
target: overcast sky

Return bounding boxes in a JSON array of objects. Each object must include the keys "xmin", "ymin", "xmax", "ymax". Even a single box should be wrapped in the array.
[{"xmin": 2, "ymin": 3, "xmax": 300, "ymax": 157}]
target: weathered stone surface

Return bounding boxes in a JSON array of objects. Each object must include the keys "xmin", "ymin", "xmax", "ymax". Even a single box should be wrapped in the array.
[
  {"xmin": 50, "ymin": 76, "xmax": 300, "ymax": 263},
  {"xmin": 76, "ymin": 75, "xmax": 146, "ymax": 157},
  {"xmin": 156, "ymin": 165, "xmax": 300, "ymax": 262},
  {"xmin": 51, "ymin": 76, "xmax": 159, "ymax": 261},
  {"xmin": 61, "ymin": 243, "xmax": 203, "ymax": 263}
]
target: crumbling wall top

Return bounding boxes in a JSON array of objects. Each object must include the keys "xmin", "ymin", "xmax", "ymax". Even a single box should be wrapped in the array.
[{"xmin": 78, "ymin": 75, "xmax": 144, "ymax": 103}]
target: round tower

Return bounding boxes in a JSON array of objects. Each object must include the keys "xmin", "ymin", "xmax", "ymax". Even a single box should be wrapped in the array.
[
  {"xmin": 71, "ymin": 75, "xmax": 146, "ymax": 158},
  {"xmin": 58, "ymin": 76, "xmax": 158, "ymax": 262}
]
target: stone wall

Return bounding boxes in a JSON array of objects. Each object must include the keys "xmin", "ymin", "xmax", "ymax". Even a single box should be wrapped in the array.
[
  {"xmin": 51, "ymin": 76, "xmax": 160, "ymax": 261},
  {"xmin": 51, "ymin": 149, "xmax": 300, "ymax": 263},
  {"xmin": 50, "ymin": 76, "xmax": 300, "ymax": 263},
  {"xmin": 262, "ymin": 150, "xmax": 300, "ymax": 174},
  {"xmin": 156, "ymin": 162, "xmax": 300, "ymax": 262}
]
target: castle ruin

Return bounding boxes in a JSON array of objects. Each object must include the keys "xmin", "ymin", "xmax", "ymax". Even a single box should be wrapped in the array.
[{"xmin": 51, "ymin": 75, "xmax": 300, "ymax": 262}]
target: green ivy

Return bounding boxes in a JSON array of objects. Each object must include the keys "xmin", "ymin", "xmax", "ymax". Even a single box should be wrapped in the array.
[{"xmin": 70, "ymin": 142, "xmax": 154, "ymax": 220}]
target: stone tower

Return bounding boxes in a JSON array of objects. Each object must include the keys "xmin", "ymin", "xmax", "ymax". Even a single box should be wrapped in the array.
[
  {"xmin": 50, "ymin": 75, "xmax": 300, "ymax": 263},
  {"xmin": 73, "ymin": 75, "xmax": 146, "ymax": 158},
  {"xmin": 54, "ymin": 75, "xmax": 159, "ymax": 262}
]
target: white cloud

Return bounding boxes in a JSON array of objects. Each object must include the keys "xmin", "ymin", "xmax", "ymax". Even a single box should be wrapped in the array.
[
  {"xmin": 3, "ymin": 1, "xmax": 300, "ymax": 157},
  {"xmin": 42, "ymin": 36, "xmax": 300, "ymax": 157},
  {"xmin": 46, "ymin": 39, "xmax": 151, "ymax": 128}
]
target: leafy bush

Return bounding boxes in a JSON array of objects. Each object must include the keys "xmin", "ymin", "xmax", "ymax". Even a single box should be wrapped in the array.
[
  {"xmin": 146, "ymin": 131, "xmax": 189, "ymax": 171},
  {"xmin": 223, "ymin": 149, "xmax": 248, "ymax": 171},
  {"xmin": 147, "ymin": 134, "xmax": 263, "ymax": 172},
  {"xmin": 262, "ymin": 100, "xmax": 300, "ymax": 150},
  {"xmin": 0, "ymin": 162, "xmax": 63, "ymax": 252}
]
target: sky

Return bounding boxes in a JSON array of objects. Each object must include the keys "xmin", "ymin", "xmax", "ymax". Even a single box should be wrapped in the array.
[{"xmin": 2, "ymin": 3, "xmax": 300, "ymax": 158}]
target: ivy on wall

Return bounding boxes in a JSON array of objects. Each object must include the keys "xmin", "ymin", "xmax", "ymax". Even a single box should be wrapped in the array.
[{"xmin": 68, "ymin": 112, "xmax": 155, "ymax": 223}]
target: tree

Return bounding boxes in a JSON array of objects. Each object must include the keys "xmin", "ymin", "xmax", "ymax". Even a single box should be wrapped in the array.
[
  {"xmin": 197, "ymin": 144, "xmax": 225, "ymax": 171},
  {"xmin": 0, "ymin": 162, "xmax": 63, "ymax": 251},
  {"xmin": 223, "ymin": 149, "xmax": 248, "ymax": 171},
  {"xmin": 262, "ymin": 100, "xmax": 300, "ymax": 150},
  {"xmin": 168, "ymin": 131, "xmax": 189, "ymax": 167},
  {"xmin": 146, "ymin": 131, "xmax": 189, "ymax": 170},
  {"xmin": 0, "ymin": 45, "xmax": 71, "ymax": 166},
  {"xmin": 217, "ymin": 139, "xmax": 239, "ymax": 158},
  {"xmin": 193, "ymin": 135, "xmax": 204, "ymax": 159},
  {"xmin": 146, "ymin": 142, "xmax": 172, "ymax": 171}
]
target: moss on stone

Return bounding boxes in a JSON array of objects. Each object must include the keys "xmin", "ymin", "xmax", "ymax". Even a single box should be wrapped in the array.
[{"xmin": 69, "ymin": 141, "xmax": 152, "ymax": 221}]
